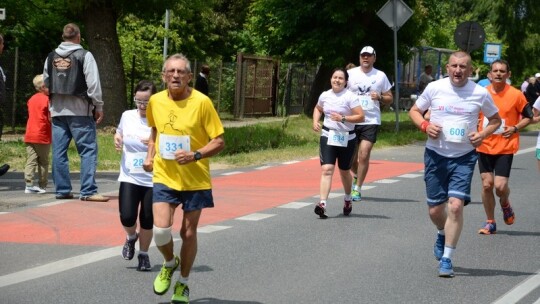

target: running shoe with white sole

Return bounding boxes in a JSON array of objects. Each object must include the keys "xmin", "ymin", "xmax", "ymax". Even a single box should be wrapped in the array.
[{"xmin": 153, "ymin": 256, "xmax": 180, "ymax": 295}]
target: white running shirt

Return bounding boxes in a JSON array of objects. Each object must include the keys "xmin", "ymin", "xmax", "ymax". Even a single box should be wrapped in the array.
[
  {"xmin": 347, "ymin": 66, "xmax": 392, "ymax": 125},
  {"xmin": 415, "ymin": 78, "xmax": 499, "ymax": 158},
  {"xmin": 533, "ymin": 98, "xmax": 540, "ymax": 149},
  {"xmin": 116, "ymin": 109, "xmax": 153, "ymax": 187},
  {"xmin": 317, "ymin": 88, "xmax": 361, "ymax": 140}
]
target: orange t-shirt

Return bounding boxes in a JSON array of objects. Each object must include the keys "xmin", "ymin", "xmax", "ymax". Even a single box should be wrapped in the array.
[
  {"xmin": 477, "ymin": 84, "xmax": 528, "ymax": 155},
  {"xmin": 24, "ymin": 92, "xmax": 51, "ymax": 144}
]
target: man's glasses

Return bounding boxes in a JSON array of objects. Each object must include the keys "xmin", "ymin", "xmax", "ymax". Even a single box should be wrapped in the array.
[{"xmin": 165, "ymin": 68, "xmax": 189, "ymax": 76}]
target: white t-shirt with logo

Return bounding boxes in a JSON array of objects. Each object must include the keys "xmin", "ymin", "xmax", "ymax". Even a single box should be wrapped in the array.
[
  {"xmin": 317, "ymin": 88, "xmax": 361, "ymax": 140},
  {"xmin": 347, "ymin": 66, "xmax": 392, "ymax": 125},
  {"xmin": 415, "ymin": 78, "xmax": 499, "ymax": 158},
  {"xmin": 116, "ymin": 109, "xmax": 153, "ymax": 187},
  {"xmin": 533, "ymin": 98, "xmax": 540, "ymax": 149}
]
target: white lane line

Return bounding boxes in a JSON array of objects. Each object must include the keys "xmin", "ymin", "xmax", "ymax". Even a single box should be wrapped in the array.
[
  {"xmin": 255, "ymin": 165, "xmax": 273, "ymax": 170},
  {"xmin": 361, "ymin": 185, "xmax": 376, "ymax": 190},
  {"xmin": 374, "ymin": 179, "xmax": 399, "ymax": 184},
  {"xmin": 39, "ymin": 201, "xmax": 69, "ymax": 207},
  {"xmin": 313, "ymin": 192, "xmax": 343, "ymax": 199},
  {"xmin": 282, "ymin": 160, "xmax": 300, "ymax": 165},
  {"xmin": 278, "ymin": 202, "xmax": 312, "ymax": 209},
  {"xmin": 235, "ymin": 213, "xmax": 275, "ymax": 221},
  {"xmin": 0, "ymin": 222, "xmax": 234, "ymax": 288},
  {"xmin": 0, "ymin": 246, "xmax": 121, "ymax": 288},
  {"xmin": 491, "ymin": 270, "xmax": 540, "ymax": 304},
  {"xmin": 198, "ymin": 225, "xmax": 232, "ymax": 233},
  {"xmin": 516, "ymin": 146, "xmax": 536, "ymax": 155},
  {"xmin": 399, "ymin": 173, "xmax": 423, "ymax": 178},
  {"xmin": 221, "ymin": 171, "xmax": 243, "ymax": 176}
]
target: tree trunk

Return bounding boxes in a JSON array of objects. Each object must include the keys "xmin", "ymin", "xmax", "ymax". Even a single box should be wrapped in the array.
[
  {"xmin": 81, "ymin": 2, "xmax": 126, "ymax": 127},
  {"xmin": 304, "ymin": 64, "xmax": 333, "ymax": 116}
]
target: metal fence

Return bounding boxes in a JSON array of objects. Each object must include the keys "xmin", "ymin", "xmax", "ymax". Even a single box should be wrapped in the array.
[{"xmin": 0, "ymin": 51, "xmax": 317, "ymax": 136}]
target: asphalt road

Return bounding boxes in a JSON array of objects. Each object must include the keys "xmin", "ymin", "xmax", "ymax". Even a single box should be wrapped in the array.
[{"xmin": 0, "ymin": 132, "xmax": 539, "ymax": 303}]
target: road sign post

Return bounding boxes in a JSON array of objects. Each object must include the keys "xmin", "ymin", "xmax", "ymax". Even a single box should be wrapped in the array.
[{"xmin": 377, "ymin": 0, "xmax": 413, "ymax": 132}]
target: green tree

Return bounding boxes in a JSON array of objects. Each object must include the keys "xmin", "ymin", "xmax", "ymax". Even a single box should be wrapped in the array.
[{"xmin": 246, "ymin": 0, "xmax": 427, "ymax": 114}]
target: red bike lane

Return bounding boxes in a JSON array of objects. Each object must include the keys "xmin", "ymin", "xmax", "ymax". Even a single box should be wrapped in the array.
[{"xmin": 0, "ymin": 158, "xmax": 423, "ymax": 247}]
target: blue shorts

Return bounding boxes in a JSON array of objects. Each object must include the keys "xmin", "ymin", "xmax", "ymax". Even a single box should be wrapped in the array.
[
  {"xmin": 424, "ymin": 148, "xmax": 478, "ymax": 206},
  {"xmin": 153, "ymin": 183, "xmax": 214, "ymax": 212}
]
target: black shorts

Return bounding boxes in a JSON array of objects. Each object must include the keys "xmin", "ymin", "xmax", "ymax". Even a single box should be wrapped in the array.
[
  {"xmin": 354, "ymin": 124, "xmax": 379, "ymax": 144},
  {"xmin": 319, "ymin": 135, "xmax": 357, "ymax": 170},
  {"xmin": 477, "ymin": 152, "xmax": 513, "ymax": 177}
]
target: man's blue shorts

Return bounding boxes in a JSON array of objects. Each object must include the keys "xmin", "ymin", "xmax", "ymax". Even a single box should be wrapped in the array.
[
  {"xmin": 153, "ymin": 183, "xmax": 214, "ymax": 212},
  {"xmin": 424, "ymin": 148, "xmax": 478, "ymax": 206}
]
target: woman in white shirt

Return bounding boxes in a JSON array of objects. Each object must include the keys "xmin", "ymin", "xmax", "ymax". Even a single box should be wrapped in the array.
[
  {"xmin": 114, "ymin": 80, "xmax": 156, "ymax": 271},
  {"xmin": 312, "ymin": 68, "xmax": 365, "ymax": 218}
]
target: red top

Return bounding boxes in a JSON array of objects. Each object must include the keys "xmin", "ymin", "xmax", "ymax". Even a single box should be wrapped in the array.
[{"xmin": 24, "ymin": 92, "xmax": 51, "ymax": 144}]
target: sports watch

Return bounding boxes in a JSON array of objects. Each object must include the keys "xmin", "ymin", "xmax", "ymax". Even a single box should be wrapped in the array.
[{"xmin": 194, "ymin": 151, "xmax": 202, "ymax": 161}]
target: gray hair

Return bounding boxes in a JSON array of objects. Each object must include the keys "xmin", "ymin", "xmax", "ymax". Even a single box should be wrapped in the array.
[{"xmin": 162, "ymin": 53, "xmax": 192, "ymax": 73}]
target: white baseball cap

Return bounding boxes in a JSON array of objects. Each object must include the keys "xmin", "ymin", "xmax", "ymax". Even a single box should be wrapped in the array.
[
  {"xmin": 360, "ymin": 46, "xmax": 376, "ymax": 56},
  {"xmin": 535, "ymin": 73, "xmax": 540, "ymax": 78}
]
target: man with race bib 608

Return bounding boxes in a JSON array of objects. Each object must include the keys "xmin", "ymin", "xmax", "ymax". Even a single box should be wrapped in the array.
[
  {"xmin": 347, "ymin": 46, "xmax": 393, "ymax": 202},
  {"xmin": 409, "ymin": 51, "xmax": 501, "ymax": 278}
]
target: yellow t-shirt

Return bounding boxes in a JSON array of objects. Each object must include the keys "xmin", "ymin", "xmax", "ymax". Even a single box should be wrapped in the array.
[
  {"xmin": 146, "ymin": 89, "xmax": 224, "ymax": 191},
  {"xmin": 477, "ymin": 84, "xmax": 528, "ymax": 155}
]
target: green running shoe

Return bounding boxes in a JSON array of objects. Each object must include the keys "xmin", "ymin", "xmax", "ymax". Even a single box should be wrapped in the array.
[
  {"xmin": 171, "ymin": 281, "xmax": 190, "ymax": 304},
  {"xmin": 351, "ymin": 189, "xmax": 362, "ymax": 201},
  {"xmin": 153, "ymin": 256, "xmax": 180, "ymax": 295}
]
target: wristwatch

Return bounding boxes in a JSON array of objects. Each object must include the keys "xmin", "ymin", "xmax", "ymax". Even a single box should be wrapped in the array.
[
  {"xmin": 341, "ymin": 115, "xmax": 346, "ymax": 123},
  {"xmin": 194, "ymin": 151, "xmax": 202, "ymax": 161},
  {"xmin": 513, "ymin": 126, "xmax": 519, "ymax": 133}
]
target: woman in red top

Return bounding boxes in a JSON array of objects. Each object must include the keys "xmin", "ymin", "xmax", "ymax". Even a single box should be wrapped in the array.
[{"xmin": 24, "ymin": 74, "xmax": 51, "ymax": 194}]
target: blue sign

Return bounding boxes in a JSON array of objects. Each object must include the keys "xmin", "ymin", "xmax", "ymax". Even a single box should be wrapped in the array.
[{"xmin": 484, "ymin": 43, "xmax": 501, "ymax": 64}]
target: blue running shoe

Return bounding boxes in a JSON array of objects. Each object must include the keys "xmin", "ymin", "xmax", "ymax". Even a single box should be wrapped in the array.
[
  {"xmin": 438, "ymin": 257, "xmax": 454, "ymax": 278},
  {"xmin": 433, "ymin": 233, "xmax": 444, "ymax": 261},
  {"xmin": 351, "ymin": 189, "xmax": 362, "ymax": 201}
]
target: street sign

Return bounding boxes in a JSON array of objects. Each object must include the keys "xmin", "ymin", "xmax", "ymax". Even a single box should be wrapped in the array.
[
  {"xmin": 454, "ymin": 21, "xmax": 485, "ymax": 52},
  {"xmin": 376, "ymin": 0, "xmax": 413, "ymax": 29},
  {"xmin": 0, "ymin": 8, "xmax": 5, "ymax": 21},
  {"xmin": 483, "ymin": 43, "xmax": 501, "ymax": 64}
]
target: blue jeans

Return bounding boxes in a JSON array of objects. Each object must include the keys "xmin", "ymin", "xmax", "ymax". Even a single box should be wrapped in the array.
[{"xmin": 52, "ymin": 116, "xmax": 98, "ymax": 197}]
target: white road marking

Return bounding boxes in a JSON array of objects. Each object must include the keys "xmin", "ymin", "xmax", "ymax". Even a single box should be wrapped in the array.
[
  {"xmin": 374, "ymin": 179, "xmax": 399, "ymax": 184},
  {"xmin": 198, "ymin": 225, "xmax": 232, "ymax": 233},
  {"xmin": 399, "ymin": 173, "xmax": 423, "ymax": 178},
  {"xmin": 516, "ymin": 146, "xmax": 536, "ymax": 155},
  {"xmin": 221, "ymin": 171, "xmax": 243, "ymax": 176},
  {"xmin": 236, "ymin": 213, "xmax": 275, "ymax": 221},
  {"xmin": 255, "ymin": 165, "xmax": 273, "ymax": 170},
  {"xmin": 282, "ymin": 160, "xmax": 300, "ymax": 165},
  {"xmin": 491, "ymin": 270, "xmax": 540, "ymax": 304},
  {"xmin": 278, "ymin": 202, "xmax": 312, "ymax": 209}
]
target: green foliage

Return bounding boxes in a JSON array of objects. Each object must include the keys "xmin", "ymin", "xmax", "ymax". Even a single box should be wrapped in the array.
[{"xmin": 221, "ymin": 117, "xmax": 314, "ymax": 154}]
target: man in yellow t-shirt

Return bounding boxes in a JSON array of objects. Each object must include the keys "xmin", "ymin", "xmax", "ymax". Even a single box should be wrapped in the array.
[
  {"xmin": 144, "ymin": 53, "xmax": 225, "ymax": 303},
  {"xmin": 477, "ymin": 59, "xmax": 532, "ymax": 235}
]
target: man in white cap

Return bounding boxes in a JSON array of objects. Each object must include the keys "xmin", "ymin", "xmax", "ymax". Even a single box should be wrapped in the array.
[{"xmin": 347, "ymin": 46, "xmax": 393, "ymax": 204}]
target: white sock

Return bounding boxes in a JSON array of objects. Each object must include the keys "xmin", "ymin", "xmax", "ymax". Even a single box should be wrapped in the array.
[
  {"xmin": 344, "ymin": 194, "xmax": 352, "ymax": 201},
  {"xmin": 319, "ymin": 200, "xmax": 327, "ymax": 207},
  {"xmin": 164, "ymin": 258, "xmax": 176, "ymax": 267},
  {"xmin": 438, "ymin": 229, "xmax": 445, "ymax": 236},
  {"xmin": 442, "ymin": 246, "xmax": 455, "ymax": 259},
  {"xmin": 127, "ymin": 233, "xmax": 137, "ymax": 240},
  {"xmin": 179, "ymin": 276, "xmax": 189, "ymax": 285},
  {"xmin": 353, "ymin": 184, "xmax": 361, "ymax": 191}
]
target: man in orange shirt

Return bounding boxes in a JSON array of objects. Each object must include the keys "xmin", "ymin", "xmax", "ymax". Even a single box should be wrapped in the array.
[{"xmin": 477, "ymin": 59, "xmax": 533, "ymax": 234}]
